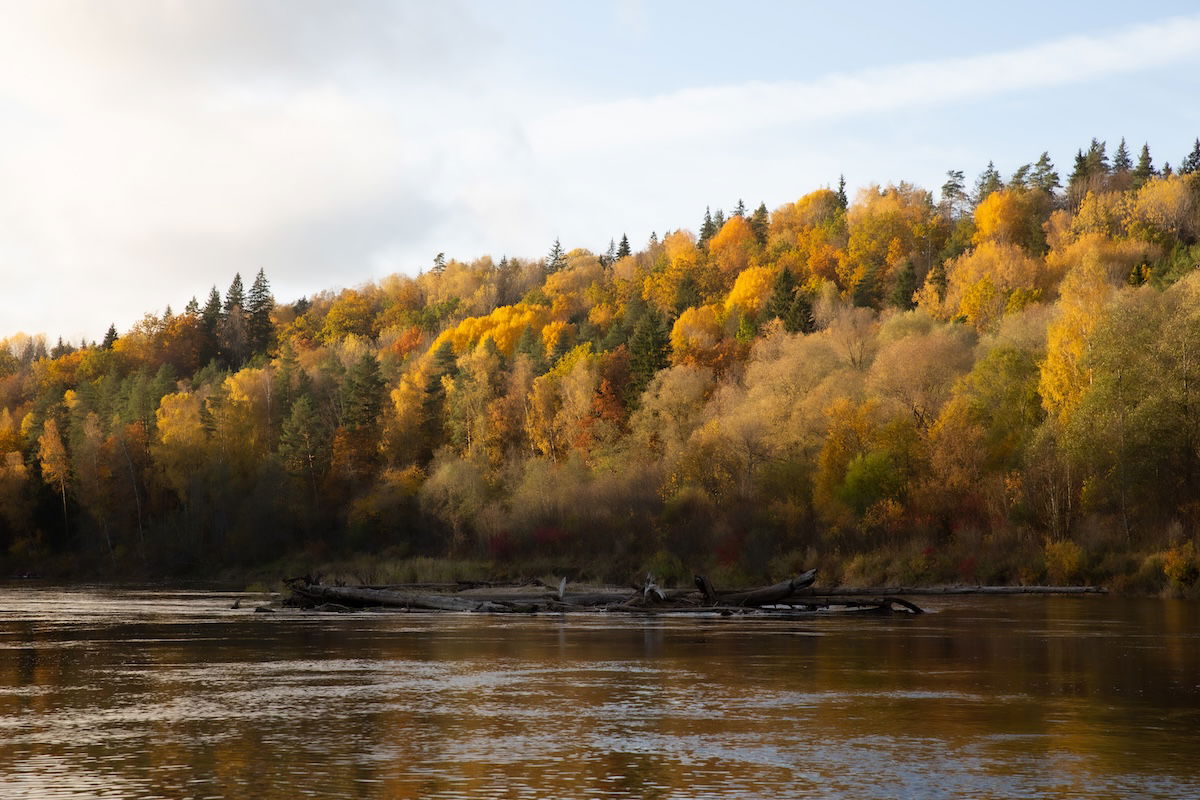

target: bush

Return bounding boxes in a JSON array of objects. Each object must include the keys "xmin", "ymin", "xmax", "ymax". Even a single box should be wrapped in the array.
[{"xmin": 1044, "ymin": 538, "xmax": 1084, "ymax": 584}]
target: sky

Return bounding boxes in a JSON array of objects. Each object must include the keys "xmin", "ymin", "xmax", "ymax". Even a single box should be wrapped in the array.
[{"xmin": 1, "ymin": 0, "xmax": 1199, "ymax": 344}]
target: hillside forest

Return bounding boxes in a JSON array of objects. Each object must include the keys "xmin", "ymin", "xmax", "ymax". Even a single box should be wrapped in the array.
[{"xmin": 3, "ymin": 137, "xmax": 1200, "ymax": 592}]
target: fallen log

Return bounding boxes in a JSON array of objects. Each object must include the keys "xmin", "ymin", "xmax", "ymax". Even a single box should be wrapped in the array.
[
  {"xmin": 289, "ymin": 583, "xmax": 509, "ymax": 612},
  {"xmin": 695, "ymin": 569, "xmax": 818, "ymax": 607}
]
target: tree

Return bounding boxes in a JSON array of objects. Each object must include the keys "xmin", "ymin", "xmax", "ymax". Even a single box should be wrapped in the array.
[
  {"xmin": 888, "ymin": 262, "xmax": 918, "ymax": 310},
  {"xmin": 246, "ymin": 268, "xmax": 273, "ymax": 355},
  {"xmin": 101, "ymin": 324, "xmax": 118, "ymax": 350},
  {"xmin": 1112, "ymin": 137, "xmax": 1132, "ymax": 173},
  {"xmin": 733, "ymin": 198, "xmax": 747, "ymax": 217},
  {"xmin": 1181, "ymin": 138, "xmax": 1200, "ymax": 175},
  {"xmin": 699, "ymin": 206, "xmax": 716, "ymax": 243},
  {"xmin": 223, "ymin": 273, "xmax": 245, "ymax": 315},
  {"xmin": 38, "ymin": 418, "xmax": 71, "ymax": 538},
  {"xmin": 278, "ymin": 395, "xmax": 330, "ymax": 498},
  {"xmin": 749, "ymin": 202, "xmax": 769, "ymax": 246},
  {"xmin": 941, "ymin": 170, "xmax": 969, "ymax": 219},
  {"xmin": 836, "ymin": 175, "xmax": 848, "ymax": 209},
  {"xmin": 1133, "ymin": 143, "xmax": 1156, "ymax": 188},
  {"xmin": 1030, "ymin": 152, "xmax": 1061, "ymax": 194},
  {"xmin": 617, "ymin": 234, "xmax": 631, "ymax": 259},
  {"xmin": 432, "ymin": 252, "xmax": 446, "ymax": 274},
  {"xmin": 546, "ymin": 239, "xmax": 566, "ymax": 273},
  {"xmin": 627, "ymin": 313, "xmax": 670, "ymax": 405},
  {"xmin": 974, "ymin": 161, "xmax": 1002, "ymax": 204}
]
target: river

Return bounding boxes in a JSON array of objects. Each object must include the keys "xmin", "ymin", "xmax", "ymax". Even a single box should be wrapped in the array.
[{"xmin": 0, "ymin": 587, "xmax": 1197, "ymax": 799}]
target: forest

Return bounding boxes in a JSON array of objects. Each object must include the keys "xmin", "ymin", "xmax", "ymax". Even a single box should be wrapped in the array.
[{"xmin": 3, "ymin": 136, "xmax": 1200, "ymax": 593}]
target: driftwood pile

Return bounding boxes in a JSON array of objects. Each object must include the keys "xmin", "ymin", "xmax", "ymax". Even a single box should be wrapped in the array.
[{"xmin": 282, "ymin": 569, "xmax": 926, "ymax": 616}]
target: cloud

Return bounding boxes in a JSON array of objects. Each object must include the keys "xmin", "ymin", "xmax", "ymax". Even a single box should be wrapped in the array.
[{"xmin": 530, "ymin": 14, "xmax": 1200, "ymax": 154}]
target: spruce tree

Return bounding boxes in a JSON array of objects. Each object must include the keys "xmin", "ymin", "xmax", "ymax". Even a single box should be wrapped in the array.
[
  {"xmin": 749, "ymin": 203, "xmax": 769, "ymax": 245},
  {"xmin": 1113, "ymin": 138, "xmax": 1132, "ymax": 173},
  {"xmin": 223, "ymin": 273, "xmax": 244, "ymax": 315},
  {"xmin": 836, "ymin": 175, "xmax": 848, "ymax": 209},
  {"xmin": 627, "ymin": 313, "xmax": 669, "ymax": 406},
  {"xmin": 341, "ymin": 354, "xmax": 385, "ymax": 431},
  {"xmin": 673, "ymin": 275, "xmax": 701, "ymax": 314},
  {"xmin": 733, "ymin": 198, "xmax": 746, "ymax": 217},
  {"xmin": 278, "ymin": 395, "xmax": 329, "ymax": 498},
  {"xmin": 889, "ymin": 262, "xmax": 918, "ymax": 310},
  {"xmin": 246, "ymin": 268, "xmax": 274, "ymax": 355},
  {"xmin": 101, "ymin": 324, "xmax": 118, "ymax": 350},
  {"xmin": 546, "ymin": 239, "xmax": 566, "ymax": 273},
  {"xmin": 1084, "ymin": 138, "xmax": 1109, "ymax": 176},
  {"xmin": 765, "ymin": 267, "xmax": 798, "ymax": 322},
  {"xmin": 202, "ymin": 287, "xmax": 222, "ymax": 331},
  {"xmin": 616, "ymin": 234, "xmax": 631, "ymax": 259},
  {"xmin": 1180, "ymin": 138, "xmax": 1200, "ymax": 175},
  {"xmin": 184, "ymin": 296, "xmax": 200, "ymax": 315},
  {"xmin": 699, "ymin": 207, "xmax": 716, "ymax": 243},
  {"xmin": 1133, "ymin": 143, "xmax": 1155, "ymax": 187}
]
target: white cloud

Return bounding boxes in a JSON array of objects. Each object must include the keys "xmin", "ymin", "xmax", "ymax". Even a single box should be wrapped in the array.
[{"xmin": 529, "ymin": 14, "xmax": 1200, "ymax": 154}]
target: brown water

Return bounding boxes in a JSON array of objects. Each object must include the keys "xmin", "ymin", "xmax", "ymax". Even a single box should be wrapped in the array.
[{"xmin": 0, "ymin": 588, "xmax": 1197, "ymax": 799}]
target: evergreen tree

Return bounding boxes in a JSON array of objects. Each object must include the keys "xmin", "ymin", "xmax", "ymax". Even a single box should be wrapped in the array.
[
  {"xmin": 733, "ymin": 198, "xmax": 746, "ymax": 217},
  {"xmin": 749, "ymin": 202, "xmax": 769, "ymax": 246},
  {"xmin": 673, "ymin": 274, "xmax": 701, "ymax": 314},
  {"xmin": 1180, "ymin": 138, "xmax": 1200, "ymax": 175},
  {"xmin": 699, "ymin": 207, "xmax": 716, "ymax": 243},
  {"xmin": 514, "ymin": 325, "xmax": 546, "ymax": 373},
  {"xmin": 1084, "ymin": 138, "xmax": 1109, "ymax": 176},
  {"xmin": 223, "ymin": 273, "xmax": 244, "ymax": 315},
  {"xmin": 974, "ymin": 161, "xmax": 1002, "ymax": 203},
  {"xmin": 101, "ymin": 324, "xmax": 118, "ymax": 350},
  {"xmin": 246, "ymin": 268, "xmax": 274, "ymax": 355},
  {"xmin": 765, "ymin": 267, "xmax": 798, "ymax": 322},
  {"xmin": 278, "ymin": 395, "xmax": 330, "ymax": 498},
  {"xmin": 889, "ymin": 262, "xmax": 918, "ymax": 310},
  {"xmin": 1008, "ymin": 164, "xmax": 1031, "ymax": 189},
  {"xmin": 546, "ymin": 239, "xmax": 566, "ymax": 273},
  {"xmin": 341, "ymin": 354, "xmax": 385, "ymax": 431},
  {"xmin": 602, "ymin": 238, "xmax": 617, "ymax": 266},
  {"xmin": 712, "ymin": 208, "xmax": 726, "ymax": 231},
  {"xmin": 836, "ymin": 175, "xmax": 848, "ymax": 209},
  {"xmin": 627, "ymin": 313, "xmax": 669, "ymax": 405},
  {"xmin": 940, "ymin": 170, "xmax": 968, "ymax": 218},
  {"xmin": 419, "ymin": 340, "xmax": 459, "ymax": 460},
  {"xmin": 202, "ymin": 287, "xmax": 222, "ymax": 331},
  {"xmin": 1113, "ymin": 137, "xmax": 1132, "ymax": 173},
  {"xmin": 184, "ymin": 296, "xmax": 200, "ymax": 315},
  {"xmin": 432, "ymin": 252, "xmax": 446, "ymax": 274},
  {"xmin": 617, "ymin": 234, "xmax": 631, "ymax": 259},
  {"xmin": 1133, "ymin": 143, "xmax": 1156, "ymax": 188},
  {"xmin": 1031, "ymin": 152, "xmax": 1061, "ymax": 194}
]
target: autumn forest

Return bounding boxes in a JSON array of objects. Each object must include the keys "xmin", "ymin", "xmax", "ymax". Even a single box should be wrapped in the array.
[{"xmin": 3, "ymin": 137, "xmax": 1200, "ymax": 592}]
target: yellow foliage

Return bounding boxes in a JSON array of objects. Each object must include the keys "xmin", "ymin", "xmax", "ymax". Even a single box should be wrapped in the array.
[
  {"xmin": 922, "ymin": 241, "xmax": 1049, "ymax": 330},
  {"xmin": 972, "ymin": 188, "xmax": 1048, "ymax": 251},
  {"xmin": 1045, "ymin": 232, "xmax": 1159, "ymax": 286},
  {"xmin": 156, "ymin": 392, "xmax": 207, "ymax": 449},
  {"xmin": 708, "ymin": 215, "xmax": 756, "ymax": 274},
  {"xmin": 1128, "ymin": 175, "xmax": 1196, "ymax": 242},
  {"xmin": 431, "ymin": 303, "xmax": 551, "ymax": 357},
  {"xmin": 1039, "ymin": 251, "xmax": 1112, "ymax": 422},
  {"xmin": 541, "ymin": 320, "xmax": 573, "ymax": 357},
  {"xmin": 843, "ymin": 183, "xmax": 933, "ymax": 292},
  {"xmin": 670, "ymin": 304, "xmax": 724, "ymax": 357},
  {"xmin": 724, "ymin": 266, "xmax": 778, "ymax": 314},
  {"xmin": 1072, "ymin": 191, "xmax": 1131, "ymax": 239}
]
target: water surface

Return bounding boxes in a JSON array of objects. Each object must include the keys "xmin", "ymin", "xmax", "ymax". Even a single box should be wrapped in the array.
[{"xmin": 1, "ymin": 587, "xmax": 1197, "ymax": 799}]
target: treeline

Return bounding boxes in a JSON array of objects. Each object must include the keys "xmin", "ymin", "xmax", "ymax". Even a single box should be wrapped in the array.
[{"xmin": 3, "ymin": 136, "xmax": 1200, "ymax": 591}]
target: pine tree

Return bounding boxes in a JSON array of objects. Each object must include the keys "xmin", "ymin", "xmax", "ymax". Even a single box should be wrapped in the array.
[
  {"xmin": 1180, "ymin": 138, "xmax": 1200, "ymax": 175},
  {"xmin": 1113, "ymin": 138, "xmax": 1132, "ymax": 173},
  {"xmin": 1031, "ymin": 152, "xmax": 1061, "ymax": 194},
  {"xmin": 733, "ymin": 198, "xmax": 746, "ymax": 217},
  {"xmin": 1008, "ymin": 164, "xmax": 1031, "ymax": 189},
  {"xmin": 941, "ymin": 170, "xmax": 968, "ymax": 218},
  {"xmin": 712, "ymin": 208, "xmax": 726, "ymax": 231},
  {"xmin": 616, "ymin": 234, "xmax": 631, "ymax": 259},
  {"xmin": 101, "ymin": 324, "xmax": 118, "ymax": 350},
  {"xmin": 1133, "ymin": 143, "xmax": 1156, "ymax": 188},
  {"xmin": 341, "ymin": 354, "xmax": 385, "ymax": 431},
  {"xmin": 246, "ymin": 268, "xmax": 274, "ymax": 355},
  {"xmin": 749, "ymin": 203, "xmax": 769, "ymax": 246},
  {"xmin": 432, "ymin": 252, "xmax": 446, "ymax": 274},
  {"xmin": 184, "ymin": 296, "xmax": 200, "ymax": 315},
  {"xmin": 278, "ymin": 395, "xmax": 329, "ymax": 498},
  {"xmin": 1084, "ymin": 138, "xmax": 1110, "ymax": 176},
  {"xmin": 974, "ymin": 161, "xmax": 1002, "ymax": 203},
  {"xmin": 546, "ymin": 239, "xmax": 566, "ymax": 273}
]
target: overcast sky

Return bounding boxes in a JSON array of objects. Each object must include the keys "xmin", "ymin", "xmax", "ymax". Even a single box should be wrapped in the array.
[{"xmin": 2, "ymin": 0, "xmax": 1199, "ymax": 343}]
